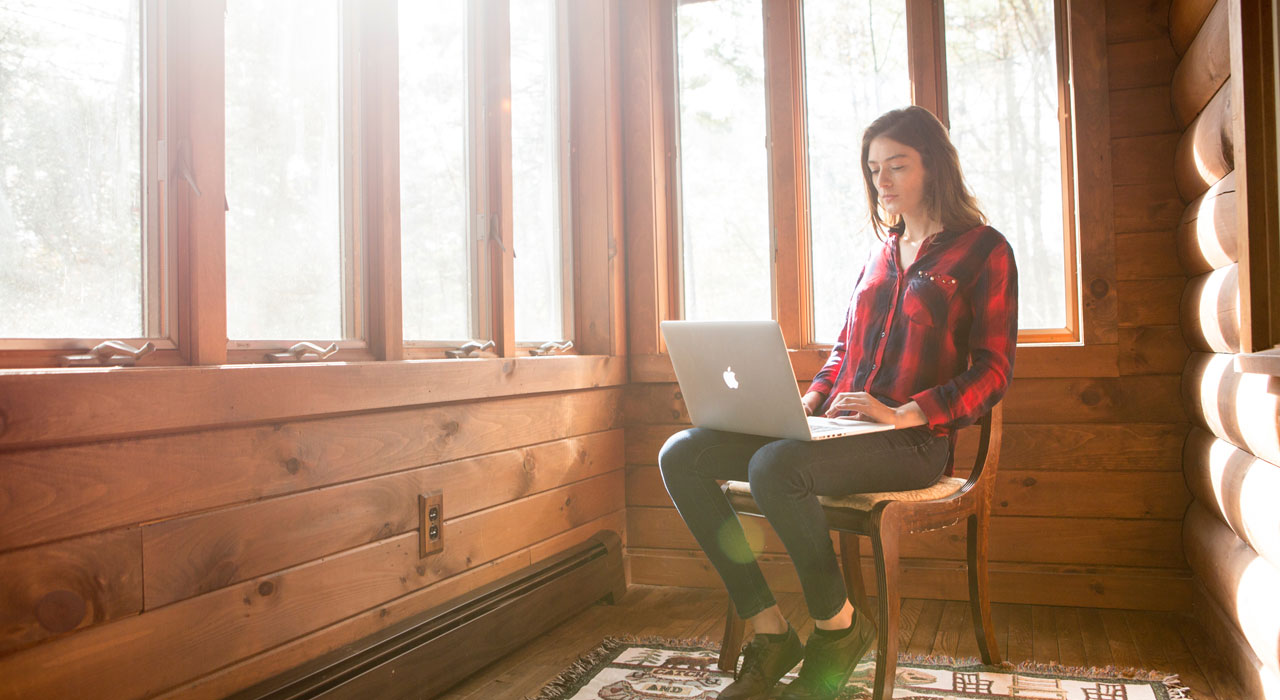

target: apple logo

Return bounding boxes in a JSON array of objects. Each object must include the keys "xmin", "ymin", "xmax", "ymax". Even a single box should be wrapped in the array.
[{"xmin": 722, "ymin": 366, "xmax": 739, "ymax": 389}]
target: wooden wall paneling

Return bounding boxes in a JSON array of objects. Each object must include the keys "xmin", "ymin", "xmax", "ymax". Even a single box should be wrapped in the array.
[
  {"xmin": 569, "ymin": 0, "xmax": 626, "ymax": 357},
  {"xmin": 1107, "ymin": 38, "xmax": 1178, "ymax": 91},
  {"xmin": 620, "ymin": 0, "xmax": 673, "ymax": 357},
  {"xmin": 1230, "ymin": 0, "xmax": 1280, "ymax": 353},
  {"xmin": 905, "ymin": 0, "xmax": 948, "ymax": 121},
  {"xmin": 1183, "ymin": 502, "xmax": 1280, "ymax": 672},
  {"xmin": 627, "ymin": 549, "xmax": 1193, "ymax": 612},
  {"xmin": 169, "ymin": 0, "xmax": 227, "ymax": 365},
  {"xmin": 0, "ymin": 355, "xmax": 625, "ymax": 450},
  {"xmin": 1105, "ymin": 0, "xmax": 1171, "ymax": 45},
  {"xmin": 1115, "ymin": 232, "xmax": 1183, "ymax": 280},
  {"xmin": 1184, "ymin": 428, "xmax": 1280, "ymax": 568},
  {"xmin": 359, "ymin": 0, "xmax": 403, "ymax": 362},
  {"xmin": 1182, "ymin": 351, "xmax": 1280, "ymax": 464},
  {"xmin": 1116, "ymin": 278, "xmax": 1186, "ymax": 327},
  {"xmin": 1073, "ymin": 0, "xmax": 1120, "ymax": 345},
  {"xmin": 0, "ymin": 388, "xmax": 622, "ymax": 552},
  {"xmin": 1179, "ymin": 263, "xmax": 1241, "ymax": 352},
  {"xmin": 629, "ymin": 505, "xmax": 1187, "ymax": 569},
  {"xmin": 627, "ymin": 422, "xmax": 1187, "ymax": 473},
  {"xmin": 1173, "ymin": 80, "xmax": 1234, "ymax": 201},
  {"xmin": 1169, "ymin": 0, "xmax": 1219, "ymax": 55},
  {"xmin": 1176, "ymin": 170, "xmax": 1239, "ymax": 274},
  {"xmin": 482, "ymin": 0, "xmax": 515, "ymax": 357},
  {"xmin": 1171, "ymin": 0, "xmax": 1229, "ymax": 127},
  {"xmin": 160, "ymin": 509, "xmax": 625, "ymax": 700},
  {"xmin": 1118, "ymin": 325, "xmax": 1190, "ymax": 375},
  {"xmin": 1113, "ymin": 182, "xmax": 1184, "ymax": 234},
  {"xmin": 1110, "ymin": 134, "xmax": 1180, "ymax": 186},
  {"xmin": 0, "ymin": 472, "xmax": 623, "ymax": 700},
  {"xmin": 141, "ymin": 430, "xmax": 624, "ymax": 608},
  {"xmin": 625, "ymin": 464, "xmax": 1189, "ymax": 520},
  {"xmin": 1109, "ymin": 86, "xmax": 1178, "ymax": 139},
  {"xmin": 0, "ymin": 529, "xmax": 142, "ymax": 655}
]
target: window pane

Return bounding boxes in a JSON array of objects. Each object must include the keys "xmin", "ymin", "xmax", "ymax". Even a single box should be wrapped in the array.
[
  {"xmin": 225, "ymin": 0, "xmax": 343, "ymax": 340},
  {"xmin": 0, "ymin": 1, "xmax": 142, "ymax": 338},
  {"xmin": 803, "ymin": 0, "xmax": 911, "ymax": 343},
  {"xmin": 946, "ymin": 0, "xmax": 1066, "ymax": 330},
  {"xmin": 676, "ymin": 0, "xmax": 771, "ymax": 321},
  {"xmin": 510, "ymin": 0, "xmax": 564, "ymax": 342},
  {"xmin": 399, "ymin": 0, "xmax": 471, "ymax": 341}
]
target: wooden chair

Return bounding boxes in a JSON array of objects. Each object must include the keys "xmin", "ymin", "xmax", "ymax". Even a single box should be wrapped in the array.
[{"xmin": 717, "ymin": 403, "xmax": 1004, "ymax": 700}]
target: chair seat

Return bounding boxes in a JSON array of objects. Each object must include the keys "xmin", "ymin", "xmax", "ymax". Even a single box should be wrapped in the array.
[{"xmin": 723, "ymin": 476, "xmax": 967, "ymax": 512}]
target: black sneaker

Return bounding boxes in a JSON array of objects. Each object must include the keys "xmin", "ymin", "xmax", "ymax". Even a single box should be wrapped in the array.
[
  {"xmin": 719, "ymin": 624, "xmax": 804, "ymax": 700},
  {"xmin": 777, "ymin": 609, "xmax": 876, "ymax": 700}
]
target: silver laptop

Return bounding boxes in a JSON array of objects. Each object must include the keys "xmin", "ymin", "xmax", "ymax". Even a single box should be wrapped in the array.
[{"xmin": 660, "ymin": 320, "xmax": 896, "ymax": 441}]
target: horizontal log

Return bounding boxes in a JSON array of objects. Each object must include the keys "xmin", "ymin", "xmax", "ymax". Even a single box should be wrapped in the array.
[
  {"xmin": 1117, "ymin": 278, "xmax": 1186, "ymax": 327},
  {"xmin": 1175, "ymin": 80, "xmax": 1234, "ymax": 201},
  {"xmin": 1176, "ymin": 170, "xmax": 1239, "ymax": 274},
  {"xmin": 1184, "ymin": 502, "xmax": 1280, "ymax": 670},
  {"xmin": 628, "ymin": 506, "xmax": 1187, "ymax": 569},
  {"xmin": 1184, "ymin": 428, "xmax": 1280, "ymax": 569},
  {"xmin": 1105, "ymin": 1, "xmax": 1170, "ymax": 44},
  {"xmin": 627, "ymin": 422, "xmax": 1187, "ymax": 472},
  {"xmin": 1171, "ymin": 0, "xmax": 1230, "ymax": 127},
  {"xmin": 1114, "ymin": 182, "xmax": 1184, "ymax": 233},
  {"xmin": 1109, "ymin": 86, "xmax": 1178, "ymax": 139},
  {"xmin": 0, "ymin": 474, "xmax": 624, "ymax": 700},
  {"xmin": 0, "ymin": 388, "xmax": 622, "ymax": 552},
  {"xmin": 625, "ymin": 465, "xmax": 1189, "ymax": 520},
  {"xmin": 1119, "ymin": 325, "xmax": 1190, "ymax": 375},
  {"xmin": 1115, "ymin": 232, "xmax": 1184, "ymax": 280},
  {"xmin": 1111, "ymin": 133, "xmax": 1180, "ymax": 186},
  {"xmin": 1180, "ymin": 263, "xmax": 1241, "ymax": 352},
  {"xmin": 1108, "ymin": 37, "xmax": 1178, "ymax": 91},
  {"xmin": 1182, "ymin": 352, "xmax": 1280, "ymax": 465},
  {"xmin": 0, "ymin": 355, "xmax": 627, "ymax": 451},
  {"xmin": 626, "ymin": 549, "xmax": 1194, "ymax": 611},
  {"xmin": 0, "ymin": 528, "xmax": 142, "ymax": 655},
  {"xmin": 160, "ymin": 510, "xmax": 626, "ymax": 700},
  {"xmin": 142, "ymin": 430, "xmax": 624, "ymax": 608},
  {"xmin": 1169, "ymin": 0, "xmax": 1218, "ymax": 55},
  {"xmin": 626, "ymin": 377, "xmax": 1186, "ymax": 426},
  {"xmin": 1189, "ymin": 580, "xmax": 1280, "ymax": 699}
]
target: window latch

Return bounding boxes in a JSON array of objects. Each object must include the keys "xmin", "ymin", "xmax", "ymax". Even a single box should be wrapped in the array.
[
  {"xmin": 61, "ymin": 340, "xmax": 156, "ymax": 367},
  {"xmin": 529, "ymin": 340, "xmax": 573, "ymax": 356},
  {"xmin": 445, "ymin": 340, "xmax": 495, "ymax": 358},
  {"xmin": 266, "ymin": 342, "xmax": 338, "ymax": 363}
]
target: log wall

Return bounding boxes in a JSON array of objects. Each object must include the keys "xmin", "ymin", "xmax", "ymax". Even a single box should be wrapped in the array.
[
  {"xmin": 617, "ymin": 1, "xmax": 1196, "ymax": 612},
  {"xmin": 1171, "ymin": 0, "xmax": 1280, "ymax": 696}
]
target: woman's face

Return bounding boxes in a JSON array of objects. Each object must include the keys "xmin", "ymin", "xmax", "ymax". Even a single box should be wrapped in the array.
[{"xmin": 866, "ymin": 136, "xmax": 927, "ymax": 221}]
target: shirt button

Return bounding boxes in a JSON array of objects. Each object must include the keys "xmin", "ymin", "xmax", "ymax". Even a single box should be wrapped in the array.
[
  {"xmin": 880, "ymin": 332, "xmax": 885, "ymax": 337},
  {"xmin": 871, "ymin": 363, "xmax": 877, "ymax": 369}
]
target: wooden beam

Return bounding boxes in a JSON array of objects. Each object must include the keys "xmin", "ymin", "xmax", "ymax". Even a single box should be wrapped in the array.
[
  {"xmin": 1180, "ymin": 263, "xmax": 1241, "ymax": 353},
  {"xmin": 1183, "ymin": 428, "xmax": 1280, "ymax": 568},
  {"xmin": 1171, "ymin": 0, "xmax": 1230, "ymax": 127},
  {"xmin": 1176, "ymin": 171, "xmax": 1240, "ymax": 275},
  {"xmin": 905, "ymin": 0, "xmax": 948, "ymax": 124},
  {"xmin": 1174, "ymin": 80, "xmax": 1234, "ymax": 201},
  {"xmin": 1182, "ymin": 351, "xmax": 1280, "ymax": 465},
  {"xmin": 1170, "ymin": 0, "xmax": 1219, "ymax": 55}
]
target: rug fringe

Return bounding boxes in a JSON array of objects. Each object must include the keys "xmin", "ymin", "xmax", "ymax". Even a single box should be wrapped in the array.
[{"xmin": 523, "ymin": 636, "xmax": 722, "ymax": 700}]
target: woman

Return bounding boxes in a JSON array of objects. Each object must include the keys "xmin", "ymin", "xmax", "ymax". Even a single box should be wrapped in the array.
[{"xmin": 658, "ymin": 106, "xmax": 1018, "ymax": 700}]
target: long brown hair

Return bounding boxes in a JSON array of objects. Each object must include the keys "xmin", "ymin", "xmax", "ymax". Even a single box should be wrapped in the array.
[{"xmin": 861, "ymin": 106, "xmax": 986, "ymax": 240}]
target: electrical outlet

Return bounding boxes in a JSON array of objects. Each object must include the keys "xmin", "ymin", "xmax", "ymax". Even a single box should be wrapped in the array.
[{"xmin": 418, "ymin": 491, "xmax": 444, "ymax": 558}]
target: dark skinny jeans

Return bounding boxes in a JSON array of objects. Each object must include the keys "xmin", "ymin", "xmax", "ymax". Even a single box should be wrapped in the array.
[{"xmin": 658, "ymin": 425, "xmax": 949, "ymax": 621}]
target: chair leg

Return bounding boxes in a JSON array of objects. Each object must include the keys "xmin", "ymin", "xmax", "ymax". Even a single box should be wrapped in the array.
[
  {"xmin": 870, "ymin": 522, "xmax": 901, "ymax": 700},
  {"xmin": 719, "ymin": 599, "xmax": 746, "ymax": 673},
  {"xmin": 839, "ymin": 532, "xmax": 872, "ymax": 615},
  {"xmin": 967, "ymin": 510, "xmax": 1002, "ymax": 665}
]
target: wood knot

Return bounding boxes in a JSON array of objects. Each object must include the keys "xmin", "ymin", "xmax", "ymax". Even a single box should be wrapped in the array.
[
  {"xmin": 441, "ymin": 420, "xmax": 460, "ymax": 438},
  {"xmin": 283, "ymin": 457, "xmax": 303, "ymax": 475},
  {"xmin": 36, "ymin": 590, "xmax": 86, "ymax": 634},
  {"xmin": 257, "ymin": 581, "xmax": 275, "ymax": 597},
  {"xmin": 1079, "ymin": 386, "xmax": 1103, "ymax": 406},
  {"xmin": 415, "ymin": 565, "xmax": 427, "ymax": 577},
  {"xmin": 1021, "ymin": 477, "xmax": 1037, "ymax": 487},
  {"xmin": 522, "ymin": 452, "xmax": 537, "ymax": 472},
  {"xmin": 502, "ymin": 361, "xmax": 514, "ymax": 375},
  {"xmin": 1089, "ymin": 278, "xmax": 1110, "ymax": 299}
]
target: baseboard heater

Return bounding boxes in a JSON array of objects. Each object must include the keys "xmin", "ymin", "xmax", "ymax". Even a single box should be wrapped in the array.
[{"xmin": 229, "ymin": 530, "xmax": 626, "ymax": 700}]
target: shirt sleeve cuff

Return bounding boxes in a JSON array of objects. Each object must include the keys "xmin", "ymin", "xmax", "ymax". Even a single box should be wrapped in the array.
[
  {"xmin": 807, "ymin": 380, "xmax": 832, "ymax": 397},
  {"xmin": 910, "ymin": 387, "xmax": 951, "ymax": 429}
]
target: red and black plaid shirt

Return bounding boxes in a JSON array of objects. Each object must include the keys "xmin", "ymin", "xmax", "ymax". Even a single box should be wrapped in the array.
[{"xmin": 808, "ymin": 224, "xmax": 1018, "ymax": 476}]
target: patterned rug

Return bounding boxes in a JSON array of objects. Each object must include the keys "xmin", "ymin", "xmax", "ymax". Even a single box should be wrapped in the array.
[{"xmin": 528, "ymin": 638, "xmax": 1191, "ymax": 699}]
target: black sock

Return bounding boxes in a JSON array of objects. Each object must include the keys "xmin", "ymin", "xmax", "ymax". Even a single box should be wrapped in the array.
[
  {"xmin": 812, "ymin": 621, "xmax": 854, "ymax": 639},
  {"xmin": 759, "ymin": 625, "xmax": 793, "ymax": 641}
]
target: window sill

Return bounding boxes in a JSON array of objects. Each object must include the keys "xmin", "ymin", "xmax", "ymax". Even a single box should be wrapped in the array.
[{"xmin": 1237, "ymin": 348, "xmax": 1280, "ymax": 378}]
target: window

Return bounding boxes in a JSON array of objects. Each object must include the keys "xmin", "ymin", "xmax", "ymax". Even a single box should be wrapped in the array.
[
  {"xmin": 671, "ymin": 0, "xmax": 1078, "ymax": 345},
  {"xmin": 0, "ymin": 0, "xmax": 152, "ymax": 341},
  {"xmin": 224, "ymin": 0, "xmax": 351, "ymax": 342}
]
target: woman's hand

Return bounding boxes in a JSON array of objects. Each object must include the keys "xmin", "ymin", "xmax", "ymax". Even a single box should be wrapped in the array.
[
  {"xmin": 825, "ymin": 393, "xmax": 927, "ymax": 429},
  {"xmin": 801, "ymin": 391, "xmax": 825, "ymax": 416}
]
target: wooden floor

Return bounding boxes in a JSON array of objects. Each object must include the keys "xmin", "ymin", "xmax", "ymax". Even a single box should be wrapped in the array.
[{"xmin": 439, "ymin": 585, "xmax": 1244, "ymax": 700}]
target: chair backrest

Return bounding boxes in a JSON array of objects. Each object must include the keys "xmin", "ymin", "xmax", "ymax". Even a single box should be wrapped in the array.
[{"xmin": 961, "ymin": 401, "xmax": 1004, "ymax": 494}]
